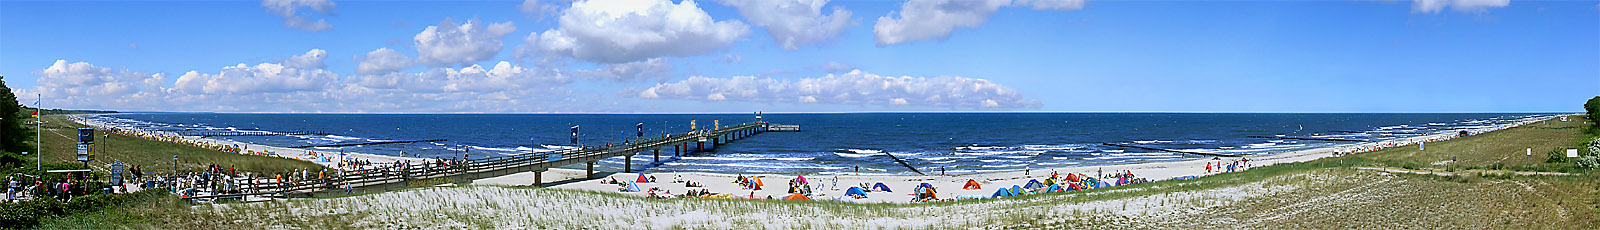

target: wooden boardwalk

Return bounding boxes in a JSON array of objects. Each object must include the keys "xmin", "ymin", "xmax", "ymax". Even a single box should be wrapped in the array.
[{"xmin": 184, "ymin": 122, "xmax": 779, "ymax": 201}]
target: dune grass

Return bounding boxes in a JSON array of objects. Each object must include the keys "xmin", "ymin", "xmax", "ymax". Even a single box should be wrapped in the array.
[
  {"xmin": 1341, "ymin": 115, "xmax": 1590, "ymax": 172},
  {"xmin": 37, "ymin": 114, "xmax": 322, "ymax": 175}
]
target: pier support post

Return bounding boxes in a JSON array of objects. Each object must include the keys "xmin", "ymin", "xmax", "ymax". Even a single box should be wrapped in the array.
[
  {"xmin": 534, "ymin": 170, "xmax": 543, "ymax": 187},
  {"xmin": 697, "ymin": 140, "xmax": 704, "ymax": 152},
  {"xmin": 586, "ymin": 161, "xmax": 595, "ymax": 179},
  {"xmin": 624, "ymin": 155, "xmax": 632, "ymax": 173},
  {"xmin": 654, "ymin": 149, "xmax": 660, "ymax": 162},
  {"xmin": 675, "ymin": 144, "xmax": 681, "ymax": 156}
]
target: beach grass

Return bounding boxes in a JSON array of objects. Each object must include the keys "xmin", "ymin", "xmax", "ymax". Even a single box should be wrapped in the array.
[
  {"xmin": 1340, "ymin": 115, "xmax": 1590, "ymax": 172},
  {"xmin": 37, "ymin": 114, "xmax": 323, "ymax": 175}
]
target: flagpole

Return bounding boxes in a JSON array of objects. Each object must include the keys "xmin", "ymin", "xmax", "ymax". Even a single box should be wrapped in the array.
[{"xmin": 36, "ymin": 94, "xmax": 42, "ymax": 171}]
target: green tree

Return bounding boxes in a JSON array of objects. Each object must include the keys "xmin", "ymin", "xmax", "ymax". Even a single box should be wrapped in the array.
[
  {"xmin": 0, "ymin": 76, "xmax": 33, "ymax": 154},
  {"xmin": 1586, "ymin": 96, "xmax": 1600, "ymax": 122}
]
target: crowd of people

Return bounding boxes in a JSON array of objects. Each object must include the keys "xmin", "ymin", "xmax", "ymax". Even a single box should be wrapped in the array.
[{"xmin": 4, "ymin": 173, "xmax": 104, "ymax": 203}]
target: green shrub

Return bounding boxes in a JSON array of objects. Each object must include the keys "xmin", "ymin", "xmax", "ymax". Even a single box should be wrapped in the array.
[
  {"xmin": 1575, "ymin": 155, "xmax": 1600, "ymax": 170},
  {"xmin": 0, "ymin": 189, "xmax": 166, "ymax": 229},
  {"xmin": 1587, "ymin": 138, "xmax": 1600, "ymax": 156},
  {"xmin": 1547, "ymin": 147, "xmax": 1567, "ymax": 163}
]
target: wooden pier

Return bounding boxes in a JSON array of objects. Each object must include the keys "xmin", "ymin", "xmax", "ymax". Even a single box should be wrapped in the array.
[{"xmin": 182, "ymin": 121, "xmax": 782, "ymax": 201}]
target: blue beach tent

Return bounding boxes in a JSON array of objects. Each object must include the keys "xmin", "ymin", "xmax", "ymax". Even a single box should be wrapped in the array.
[
  {"xmin": 991, "ymin": 188, "xmax": 1012, "ymax": 198},
  {"xmin": 1045, "ymin": 184, "xmax": 1063, "ymax": 193},
  {"xmin": 872, "ymin": 182, "xmax": 893, "ymax": 192},
  {"xmin": 623, "ymin": 181, "xmax": 641, "ymax": 192},
  {"xmin": 1024, "ymin": 179, "xmax": 1045, "ymax": 190},
  {"xmin": 844, "ymin": 187, "xmax": 869, "ymax": 197},
  {"xmin": 1011, "ymin": 185, "xmax": 1025, "ymax": 195}
]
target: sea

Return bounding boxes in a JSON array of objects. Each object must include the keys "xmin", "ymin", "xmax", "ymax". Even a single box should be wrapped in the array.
[{"xmin": 81, "ymin": 113, "xmax": 1557, "ymax": 175}]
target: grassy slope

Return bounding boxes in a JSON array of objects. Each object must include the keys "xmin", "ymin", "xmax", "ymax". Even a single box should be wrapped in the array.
[
  {"xmin": 37, "ymin": 115, "xmax": 1600, "ymax": 229},
  {"xmin": 1344, "ymin": 115, "xmax": 1590, "ymax": 172},
  {"xmin": 36, "ymin": 114, "xmax": 322, "ymax": 175}
]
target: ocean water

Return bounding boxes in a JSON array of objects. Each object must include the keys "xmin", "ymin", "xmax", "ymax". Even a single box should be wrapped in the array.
[{"xmin": 84, "ymin": 113, "xmax": 1554, "ymax": 175}]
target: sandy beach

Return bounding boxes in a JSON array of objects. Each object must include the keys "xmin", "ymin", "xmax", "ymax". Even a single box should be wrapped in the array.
[
  {"xmin": 478, "ymin": 117, "xmax": 1545, "ymax": 203},
  {"xmin": 67, "ymin": 113, "xmax": 1546, "ymax": 204}
]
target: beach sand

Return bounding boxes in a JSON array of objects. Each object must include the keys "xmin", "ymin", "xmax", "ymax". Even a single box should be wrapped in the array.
[
  {"xmin": 71, "ymin": 113, "xmax": 1544, "ymax": 204},
  {"xmin": 481, "ymin": 119, "xmax": 1540, "ymax": 204}
]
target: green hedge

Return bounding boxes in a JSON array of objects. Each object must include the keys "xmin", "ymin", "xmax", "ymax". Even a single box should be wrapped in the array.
[{"xmin": 0, "ymin": 189, "xmax": 166, "ymax": 229}]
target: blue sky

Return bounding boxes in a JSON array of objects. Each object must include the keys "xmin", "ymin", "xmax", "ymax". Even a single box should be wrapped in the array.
[{"xmin": 1, "ymin": 0, "xmax": 1595, "ymax": 113}]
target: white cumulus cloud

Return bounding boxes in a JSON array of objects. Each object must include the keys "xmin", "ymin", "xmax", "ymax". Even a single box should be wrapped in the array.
[
  {"xmin": 415, "ymin": 19, "xmax": 517, "ymax": 67},
  {"xmin": 261, "ymin": 0, "xmax": 335, "ymax": 32},
  {"xmin": 356, "ymin": 48, "xmax": 414, "ymax": 75},
  {"xmin": 1412, "ymin": 0, "xmax": 1510, "ymax": 13},
  {"xmin": 720, "ymin": 0, "xmax": 854, "ymax": 50},
  {"xmin": 174, "ymin": 63, "xmax": 339, "ymax": 95},
  {"xmin": 21, "ymin": 60, "xmax": 170, "ymax": 109},
  {"xmin": 637, "ymin": 70, "xmax": 1041, "ymax": 109},
  {"xmin": 281, "ymin": 49, "xmax": 328, "ymax": 69},
  {"xmin": 530, "ymin": 0, "xmax": 750, "ymax": 63},
  {"xmin": 873, "ymin": 0, "xmax": 1088, "ymax": 46},
  {"xmin": 873, "ymin": 0, "xmax": 1009, "ymax": 46}
]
